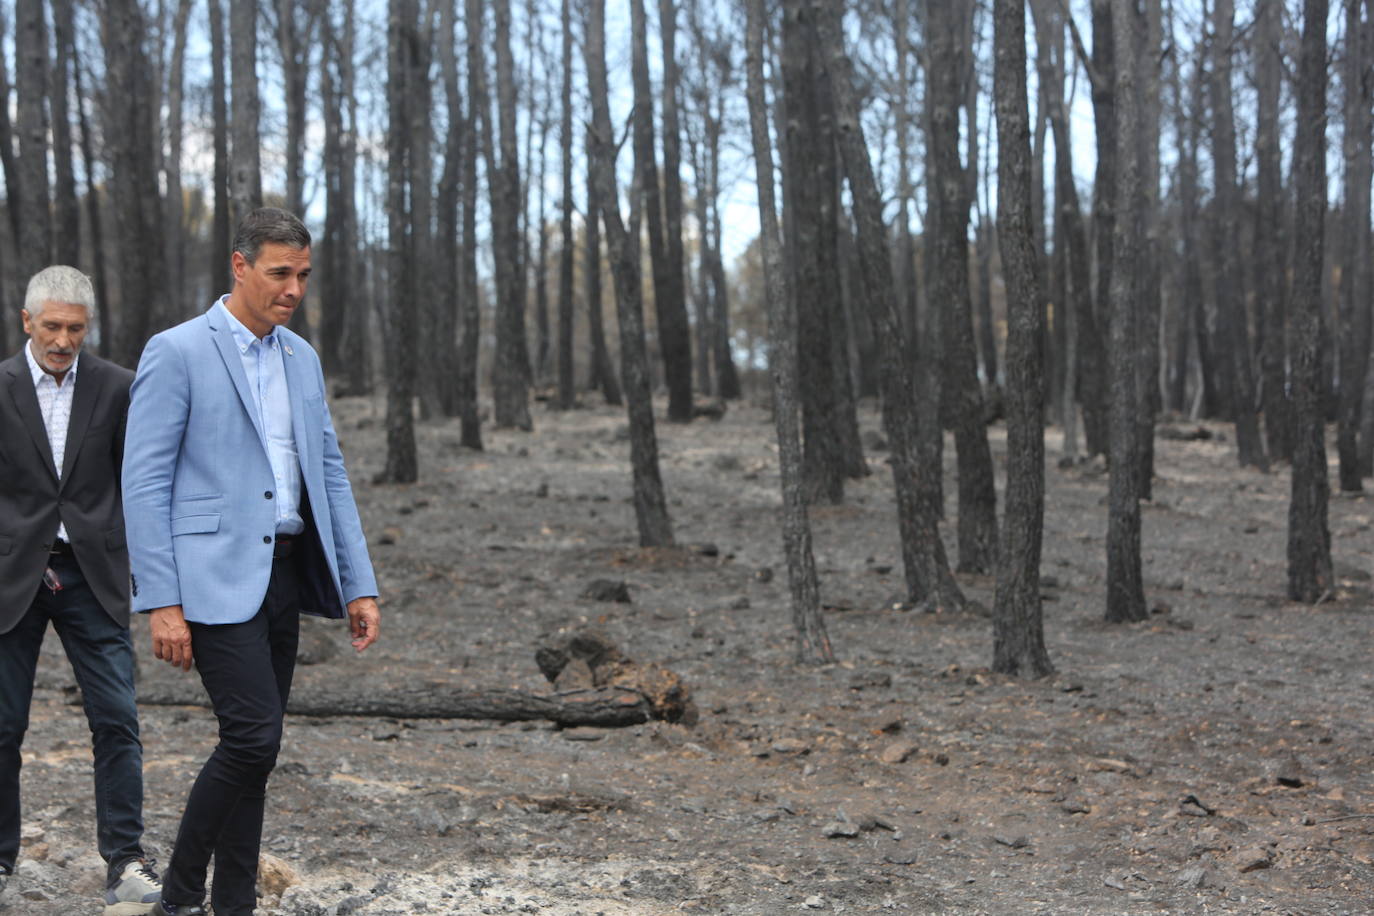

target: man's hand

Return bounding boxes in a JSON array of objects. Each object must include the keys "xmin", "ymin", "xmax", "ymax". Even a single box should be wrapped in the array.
[
  {"xmin": 347, "ymin": 597, "xmax": 380, "ymax": 652},
  {"xmin": 150, "ymin": 605, "xmax": 194, "ymax": 671}
]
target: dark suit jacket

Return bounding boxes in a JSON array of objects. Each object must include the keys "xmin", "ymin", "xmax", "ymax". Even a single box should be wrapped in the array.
[{"xmin": 0, "ymin": 349, "xmax": 134, "ymax": 633}]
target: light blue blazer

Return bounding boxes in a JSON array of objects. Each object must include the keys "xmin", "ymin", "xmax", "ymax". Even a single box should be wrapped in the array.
[{"xmin": 122, "ymin": 304, "xmax": 377, "ymax": 624}]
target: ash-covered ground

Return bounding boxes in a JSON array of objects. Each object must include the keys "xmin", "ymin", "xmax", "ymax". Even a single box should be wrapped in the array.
[{"xmin": 7, "ymin": 396, "xmax": 1374, "ymax": 915}]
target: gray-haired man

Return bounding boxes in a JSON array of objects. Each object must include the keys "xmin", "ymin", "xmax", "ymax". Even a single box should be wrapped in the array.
[{"xmin": 0, "ymin": 266, "xmax": 161, "ymax": 914}]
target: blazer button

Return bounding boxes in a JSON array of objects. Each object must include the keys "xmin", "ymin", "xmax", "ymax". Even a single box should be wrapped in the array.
[
  {"xmin": 265, "ymin": 491, "xmax": 273, "ymax": 499},
  {"xmin": 263, "ymin": 536, "xmax": 272, "ymax": 544}
]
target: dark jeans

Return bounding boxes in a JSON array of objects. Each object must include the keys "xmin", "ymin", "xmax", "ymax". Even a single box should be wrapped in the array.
[
  {"xmin": 162, "ymin": 554, "xmax": 300, "ymax": 916},
  {"xmin": 0, "ymin": 551, "xmax": 144, "ymax": 881}
]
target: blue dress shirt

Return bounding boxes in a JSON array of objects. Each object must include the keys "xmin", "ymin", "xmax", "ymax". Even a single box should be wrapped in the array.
[{"xmin": 216, "ymin": 298, "xmax": 305, "ymax": 535}]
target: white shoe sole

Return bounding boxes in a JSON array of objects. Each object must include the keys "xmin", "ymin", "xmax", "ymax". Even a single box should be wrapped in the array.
[{"xmin": 103, "ymin": 902, "xmax": 157, "ymax": 916}]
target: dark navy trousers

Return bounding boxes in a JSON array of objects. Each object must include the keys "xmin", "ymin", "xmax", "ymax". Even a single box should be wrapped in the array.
[
  {"xmin": 161, "ymin": 553, "xmax": 301, "ymax": 916},
  {"xmin": 0, "ymin": 551, "xmax": 144, "ymax": 882}
]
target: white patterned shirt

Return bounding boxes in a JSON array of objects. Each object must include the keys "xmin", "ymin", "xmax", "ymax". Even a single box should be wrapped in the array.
[{"xmin": 25, "ymin": 343, "xmax": 79, "ymax": 543}]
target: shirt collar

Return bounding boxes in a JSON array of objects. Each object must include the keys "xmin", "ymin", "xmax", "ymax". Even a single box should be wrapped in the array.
[
  {"xmin": 216, "ymin": 296, "xmax": 279, "ymax": 354},
  {"xmin": 23, "ymin": 341, "xmax": 79, "ymax": 388}
]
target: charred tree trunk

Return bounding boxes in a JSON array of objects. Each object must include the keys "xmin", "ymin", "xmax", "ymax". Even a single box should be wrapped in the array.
[
  {"xmin": 380, "ymin": 0, "xmax": 419, "ymax": 484},
  {"xmin": 1136, "ymin": 0, "xmax": 1163, "ymax": 497},
  {"xmin": 433, "ymin": 0, "xmax": 464, "ymax": 417},
  {"xmin": 533, "ymin": 114, "xmax": 551, "ymax": 388},
  {"xmin": 1175, "ymin": 37, "xmax": 1208, "ymax": 420},
  {"xmin": 1287, "ymin": 0, "xmax": 1334, "ymax": 603},
  {"xmin": 230, "ymin": 0, "xmax": 264, "ymax": 216},
  {"xmin": 410, "ymin": 2, "xmax": 438, "ymax": 421},
  {"xmin": 1033, "ymin": 0, "xmax": 1107, "ymax": 458},
  {"xmin": 320, "ymin": 5, "xmax": 346, "ymax": 377},
  {"xmin": 1090, "ymin": 0, "xmax": 1117, "ymax": 421},
  {"xmin": 630, "ymin": 0, "xmax": 692, "ymax": 423},
  {"xmin": 210, "ymin": 0, "xmax": 232, "ymax": 293},
  {"xmin": 0, "ymin": 6, "xmax": 22, "ymax": 260},
  {"xmin": 277, "ymin": 0, "xmax": 318, "ymax": 341},
  {"xmin": 585, "ymin": 0, "xmax": 674, "ymax": 548},
  {"xmin": 556, "ymin": 0, "xmax": 576, "ymax": 411},
  {"xmin": 164, "ymin": 0, "xmax": 193, "ymax": 321},
  {"xmin": 101, "ymin": 0, "xmax": 168, "ymax": 364},
  {"xmin": 1254, "ymin": 0, "xmax": 1290, "ymax": 460},
  {"xmin": 782, "ymin": 0, "xmax": 848, "ymax": 505},
  {"xmin": 1210, "ymin": 0, "xmax": 1267, "ymax": 470},
  {"xmin": 1104, "ymin": 0, "xmax": 1146, "ymax": 623},
  {"xmin": 659, "ymin": 0, "xmax": 692, "ymax": 414},
  {"xmin": 491, "ymin": 0, "xmax": 532, "ymax": 430},
  {"xmin": 584, "ymin": 126, "xmax": 621, "ymax": 406},
  {"xmin": 459, "ymin": 0, "xmax": 486, "ymax": 446},
  {"xmin": 991, "ymin": 0, "xmax": 1053, "ymax": 677},
  {"xmin": 926, "ymin": 0, "xmax": 997, "ymax": 574},
  {"xmin": 73, "ymin": 62, "xmax": 107, "ymax": 355},
  {"xmin": 50, "ymin": 0, "xmax": 79, "ymax": 266},
  {"xmin": 1338, "ymin": 0, "xmax": 1372, "ymax": 490},
  {"xmin": 745, "ymin": 0, "xmax": 833, "ymax": 662},
  {"xmin": 814, "ymin": 0, "xmax": 965, "ymax": 613},
  {"xmin": 15, "ymin": 0, "xmax": 49, "ymax": 279}
]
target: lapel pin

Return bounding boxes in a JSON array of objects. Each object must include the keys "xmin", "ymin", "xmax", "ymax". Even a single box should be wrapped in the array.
[{"xmin": 284, "ymin": 345, "xmax": 294, "ymax": 356}]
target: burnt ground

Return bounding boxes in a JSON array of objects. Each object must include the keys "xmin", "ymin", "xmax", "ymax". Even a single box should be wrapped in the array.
[{"xmin": 7, "ymin": 395, "xmax": 1374, "ymax": 915}]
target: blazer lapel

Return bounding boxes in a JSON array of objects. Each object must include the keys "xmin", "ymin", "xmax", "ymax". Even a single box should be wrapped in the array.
[
  {"xmin": 281, "ymin": 336, "xmax": 312, "ymax": 471},
  {"xmin": 207, "ymin": 308, "xmax": 269, "ymax": 449},
  {"xmin": 4, "ymin": 353, "xmax": 58, "ymax": 482},
  {"xmin": 59, "ymin": 357, "xmax": 97, "ymax": 487}
]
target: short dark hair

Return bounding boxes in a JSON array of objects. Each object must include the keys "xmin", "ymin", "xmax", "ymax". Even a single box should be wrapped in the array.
[{"xmin": 232, "ymin": 207, "xmax": 311, "ymax": 265}]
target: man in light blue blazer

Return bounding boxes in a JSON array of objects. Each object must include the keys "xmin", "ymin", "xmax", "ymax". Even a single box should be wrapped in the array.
[{"xmin": 123, "ymin": 208, "xmax": 381, "ymax": 916}]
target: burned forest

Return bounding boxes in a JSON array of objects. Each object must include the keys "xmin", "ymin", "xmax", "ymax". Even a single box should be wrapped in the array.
[{"xmin": 4, "ymin": 0, "xmax": 1374, "ymax": 913}]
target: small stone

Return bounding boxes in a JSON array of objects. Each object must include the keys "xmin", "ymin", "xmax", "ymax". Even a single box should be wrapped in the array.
[
  {"xmin": 883, "ymin": 849, "xmax": 918, "ymax": 866},
  {"xmin": 849, "ymin": 672, "xmax": 892, "ymax": 690},
  {"xmin": 855, "ymin": 813, "xmax": 896, "ymax": 832},
  {"xmin": 1090, "ymin": 758, "xmax": 1131, "ymax": 773},
  {"xmin": 993, "ymin": 835, "xmax": 1030, "ymax": 849},
  {"xmin": 258, "ymin": 853, "xmax": 300, "ymax": 898},
  {"xmin": 1234, "ymin": 847, "xmax": 1273, "ymax": 873},
  {"xmin": 804, "ymin": 895, "xmax": 826, "ymax": 909},
  {"xmin": 1175, "ymin": 866, "xmax": 1210, "ymax": 889},
  {"xmin": 880, "ymin": 740, "xmax": 919, "ymax": 765},
  {"xmin": 755, "ymin": 567, "xmax": 774, "ymax": 583},
  {"xmin": 553, "ymin": 658, "xmax": 596, "ymax": 691},
  {"xmin": 771, "ymin": 738, "xmax": 810, "ymax": 756},
  {"xmin": 581, "ymin": 579, "xmax": 632, "ymax": 603},
  {"xmin": 822, "ymin": 821, "xmax": 860, "ymax": 839},
  {"xmin": 1179, "ymin": 795, "xmax": 1216, "ymax": 817}
]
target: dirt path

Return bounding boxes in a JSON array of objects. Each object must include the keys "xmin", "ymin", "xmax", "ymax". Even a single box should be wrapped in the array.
[{"xmin": 8, "ymin": 397, "xmax": 1374, "ymax": 914}]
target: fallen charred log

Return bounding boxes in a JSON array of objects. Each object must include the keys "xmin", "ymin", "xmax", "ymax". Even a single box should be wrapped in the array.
[
  {"xmin": 136, "ymin": 682, "xmax": 665, "ymax": 727},
  {"xmin": 135, "ymin": 629, "xmax": 696, "ymax": 728}
]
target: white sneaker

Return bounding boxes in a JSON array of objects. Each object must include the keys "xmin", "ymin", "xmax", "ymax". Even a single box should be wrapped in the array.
[{"xmin": 104, "ymin": 858, "xmax": 162, "ymax": 916}]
